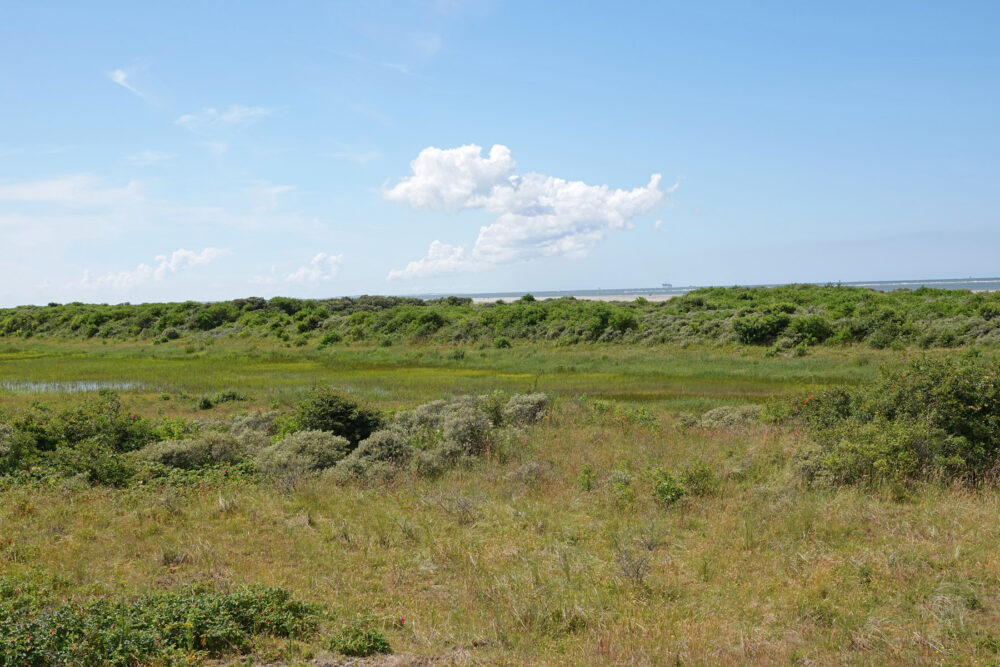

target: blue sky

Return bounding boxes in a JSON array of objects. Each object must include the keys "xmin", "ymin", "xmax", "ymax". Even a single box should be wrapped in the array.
[{"xmin": 1, "ymin": 1, "xmax": 998, "ymax": 306}]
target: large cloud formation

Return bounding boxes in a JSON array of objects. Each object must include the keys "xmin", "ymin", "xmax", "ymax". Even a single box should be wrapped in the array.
[{"xmin": 385, "ymin": 144, "xmax": 665, "ymax": 279}]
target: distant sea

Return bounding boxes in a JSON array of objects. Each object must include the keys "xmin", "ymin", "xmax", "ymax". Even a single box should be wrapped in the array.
[{"xmin": 412, "ymin": 277, "xmax": 1000, "ymax": 303}]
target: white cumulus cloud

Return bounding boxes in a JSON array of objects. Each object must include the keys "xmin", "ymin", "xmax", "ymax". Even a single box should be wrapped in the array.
[
  {"xmin": 385, "ymin": 144, "xmax": 667, "ymax": 279},
  {"xmin": 285, "ymin": 253, "xmax": 344, "ymax": 283},
  {"xmin": 74, "ymin": 247, "xmax": 229, "ymax": 291},
  {"xmin": 385, "ymin": 144, "xmax": 516, "ymax": 211}
]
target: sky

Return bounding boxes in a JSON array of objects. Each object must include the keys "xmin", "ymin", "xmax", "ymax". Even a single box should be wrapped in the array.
[{"xmin": 1, "ymin": 0, "xmax": 998, "ymax": 306}]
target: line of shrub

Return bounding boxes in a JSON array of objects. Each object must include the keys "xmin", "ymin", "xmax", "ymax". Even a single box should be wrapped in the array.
[
  {"xmin": 0, "ymin": 388, "xmax": 550, "ymax": 488},
  {"xmin": 4, "ymin": 285, "xmax": 1000, "ymax": 349},
  {"xmin": 0, "ymin": 581, "xmax": 317, "ymax": 666}
]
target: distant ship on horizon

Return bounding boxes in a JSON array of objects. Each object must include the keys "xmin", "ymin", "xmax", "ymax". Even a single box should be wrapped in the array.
[{"xmin": 661, "ymin": 282, "xmax": 672, "ymax": 288}]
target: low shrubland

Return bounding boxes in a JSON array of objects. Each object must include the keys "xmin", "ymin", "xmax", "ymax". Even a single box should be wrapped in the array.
[
  {"xmin": 0, "ymin": 581, "xmax": 318, "ymax": 666},
  {"xmin": 0, "ymin": 387, "xmax": 550, "ymax": 489},
  {"xmin": 4, "ymin": 285, "xmax": 1000, "ymax": 350}
]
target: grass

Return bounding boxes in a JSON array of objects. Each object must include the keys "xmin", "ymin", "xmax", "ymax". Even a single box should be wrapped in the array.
[
  {"xmin": 0, "ymin": 339, "xmax": 884, "ymax": 414},
  {"xmin": 3, "ymin": 338, "xmax": 1000, "ymax": 663}
]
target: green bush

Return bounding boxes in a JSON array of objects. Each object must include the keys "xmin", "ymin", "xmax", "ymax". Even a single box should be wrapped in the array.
[
  {"xmin": 502, "ymin": 393, "xmax": 550, "ymax": 426},
  {"xmin": 329, "ymin": 615, "xmax": 391, "ymax": 657},
  {"xmin": 698, "ymin": 404, "xmax": 762, "ymax": 428},
  {"xmin": 442, "ymin": 407, "xmax": 491, "ymax": 457},
  {"xmin": 797, "ymin": 419, "xmax": 969, "ymax": 485},
  {"xmin": 334, "ymin": 428, "xmax": 413, "ymax": 480},
  {"xmin": 788, "ymin": 315, "xmax": 834, "ymax": 342},
  {"xmin": 732, "ymin": 313, "xmax": 790, "ymax": 344},
  {"xmin": 295, "ymin": 387, "xmax": 383, "ymax": 446},
  {"xmin": 795, "ymin": 356, "xmax": 1000, "ymax": 484},
  {"xmin": 50, "ymin": 440, "xmax": 137, "ymax": 487},
  {"xmin": 12, "ymin": 390, "xmax": 154, "ymax": 453},
  {"xmin": 257, "ymin": 430, "xmax": 352, "ymax": 479},
  {"xmin": 652, "ymin": 470, "xmax": 686, "ymax": 505},
  {"xmin": 134, "ymin": 432, "xmax": 246, "ymax": 469},
  {"xmin": 652, "ymin": 464, "xmax": 717, "ymax": 505},
  {"xmin": 0, "ymin": 582, "xmax": 317, "ymax": 666}
]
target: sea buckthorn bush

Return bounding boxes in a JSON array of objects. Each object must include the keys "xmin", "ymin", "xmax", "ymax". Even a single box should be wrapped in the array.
[{"xmin": 795, "ymin": 356, "xmax": 1000, "ymax": 483}]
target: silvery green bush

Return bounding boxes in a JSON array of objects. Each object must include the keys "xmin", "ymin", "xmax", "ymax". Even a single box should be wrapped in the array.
[
  {"xmin": 698, "ymin": 405, "xmax": 762, "ymax": 429},
  {"xmin": 257, "ymin": 429, "xmax": 352, "ymax": 478},
  {"xmin": 134, "ymin": 432, "xmax": 245, "ymax": 469},
  {"xmin": 502, "ymin": 393, "xmax": 550, "ymax": 426}
]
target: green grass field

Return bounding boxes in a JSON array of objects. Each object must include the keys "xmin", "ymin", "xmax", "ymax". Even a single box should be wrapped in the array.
[{"xmin": 3, "ymin": 338, "xmax": 1000, "ymax": 664}]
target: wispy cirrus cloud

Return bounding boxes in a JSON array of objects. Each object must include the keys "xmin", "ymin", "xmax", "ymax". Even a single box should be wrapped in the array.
[
  {"xmin": 125, "ymin": 150, "xmax": 177, "ymax": 166},
  {"xmin": 73, "ymin": 247, "xmax": 230, "ymax": 291},
  {"xmin": 108, "ymin": 68, "xmax": 151, "ymax": 103},
  {"xmin": 175, "ymin": 105, "xmax": 273, "ymax": 131},
  {"xmin": 344, "ymin": 52, "xmax": 411, "ymax": 76},
  {"xmin": 0, "ymin": 173, "xmax": 140, "ymax": 206},
  {"xmin": 385, "ymin": 144, "xmax": 668, "ymax": 279},
  {"xmin": 324, "ymin": 149, "xmax": 381, "ymax": 164}
]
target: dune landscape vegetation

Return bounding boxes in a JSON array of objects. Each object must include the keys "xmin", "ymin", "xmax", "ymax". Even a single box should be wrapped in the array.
[{"xmin": 2, "ymin": 286, "xmax": 1000, "ymax": 664}]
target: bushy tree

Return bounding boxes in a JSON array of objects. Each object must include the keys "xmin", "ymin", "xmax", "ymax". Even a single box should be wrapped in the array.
[{"xmin": 294, "ymin": 387, "xmax": 383, "ymax": 445}]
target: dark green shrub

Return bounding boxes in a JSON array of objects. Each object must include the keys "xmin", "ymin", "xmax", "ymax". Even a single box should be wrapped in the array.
[
  {"xmin": 295, "ymin": 387, "xmax": 383, "ymax": 446},
  {"xmin": 476, "ymin": 390, "xmax": 509, "ymax": 426},
  {"xmin": 329, "ymin": 616, "xmax": 391, "ymax": 657},
  {"xmin": 608, "ymin": 310, "xmax": 639, "ymax": 334},
  {"xmin": 0, "ymin": 582, "xmax": 317, "ymax": 666},
  {"xmin": 652, "ymin": 470, "xmax": 685, "ymax": 505},
  {"xmin": 192, "ymin": 303, "xmax": 238, "ymax": 331},
  {"xmin": 795, "ymin": 357, "xmax": 1000, "ymax": 483},
  {"xmin": 213, "ymin": 389, "xmax": 247, "ymax": 404},
  {"xmin": 732, "ymin": 313, "xmax": 790, "ymax": 344},
  {"xmin": 788, "ymin": 315, "xmax": 834, "ymax": 342},
  {"xmin": 318, "ymin": 331, "xmax": 342, "ymax": 347},
  {"xmin": 0, "ymin": 424, "xmax": 34, "ymax": 475},
  {"xmin": 652, "ymin": 464, "xmax": 717, "ymax": 504},
  {"xmin": 12, "ymin": 390, "xmax": 154, "ymax": 453},
  {"xmin": 797, "ymin": 419, "xmax": 970, "ymax": 485},
  {"xmin": 50, "ymin": 440, "xmax": 137, "ymax": 487},
  {"xmin": 494, "ymin": 336, "xmax": 511, "ymax": 349}
]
